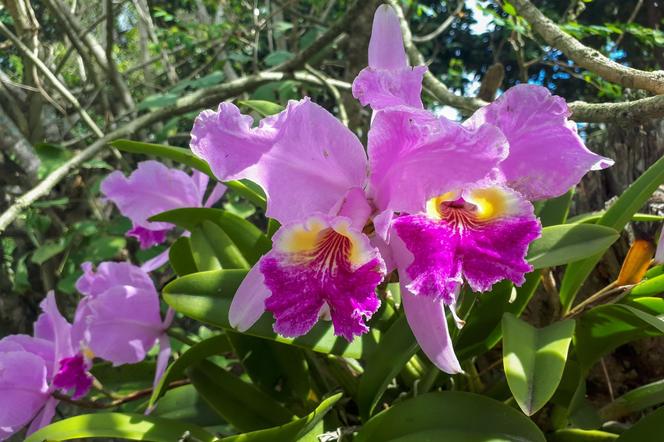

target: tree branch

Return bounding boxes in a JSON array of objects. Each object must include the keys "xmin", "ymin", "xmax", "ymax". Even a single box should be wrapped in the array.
[
  {"xmin": 412, "ymin": 0, "xmax": 465, "ymax": 43},
  {"xmin": 510, "ymin": 0, "xmax": 664, "ymax": 95}
]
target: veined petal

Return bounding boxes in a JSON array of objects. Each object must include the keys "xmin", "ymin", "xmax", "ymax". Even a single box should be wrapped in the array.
[
  {"xmin": 465, "ymin": 84, "xmax": 614, "ymax": 200},
  {"xmin": 101, "ymin": 161, "xmax": 205, "ymax": 247},
  {"xmin": 229, "ymin": 263, "xmax": 271, "ymax": 332},
  {"xmin": 353, "ymin": 66, "xmax": 427, "ymax": 110},
  {"xmin": 0, "ymin": 351, "xmax": 49, "ymax": 430},
  {"xmin": 401, "ymin": 288, "xmax": 463, "ymax": 374},
  {"xmin": 261, "ymin": 215, "xmax": 385, "ymax": 341},
  {"xmin": 191, "ymin": 99, "xmax": 368, "ymax": 225},
  {"xmin": 393, "ymin": 184, "xmax": 541, "ymax": 299},
  {"xmin": 368, "ymin": 106, "xmax": 508, "ymax": 214}
]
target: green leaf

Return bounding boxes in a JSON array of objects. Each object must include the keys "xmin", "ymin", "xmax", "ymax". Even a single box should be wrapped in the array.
[
  {"xmin": 502, "ymin": 313, "xmax": 575, "ymax": 415},
  {"xmin": 574, "ymin": 297, "xmax": 664, "ymax": 372},
  {"xmin": 536, "ymin": 189, "xmax": 573, "ymax": 226},
  {"xmin": 149, "ymin": 334, "xmax": 232, "ymax": 408},
  {"xmin": 190, "ymin": 221, "xmax": 250, "ymax": 270},
  {"xmin": 162, "ymin": 269, "xmax": 378, "ymax": 358},
  {"xmin": 31, "ymin": 238, "xmax": 67, "ymax": 264},
  {"xmin": 567, "ymin": 212, "xmax": 664, "ymax": 224},
  {"xmin": 147, "ymin": 384, "xmax": 226, "ymax": 428},
  {"xmin": 354, "ymin": 391, "xmax": 546, "ymax": 442},
  {"xmin": 357, "ymin": 314, "xmax": 418, "ymax": 420},
  {"xmin": 24, "ymin": 413, "xmax": 218, "ymax": 442},
  {"xmin": 616, "ymin": 406, "xmax": 664, "ymax": 441},
  {"xmin": 629, "ymin": 273, "xmax": 664, "ymax": 297},
  {"xmin": 111, "ymin": 139, "xmax": 212, "ymax": 176},
  {"xmin": 220, "ymin": 393, "xmax": 341, "ymax": 442},
  {"xmin": 526, "ymin": 224, "xmax": 619, "ymax": 269},
  {"xmin": 549, "ymin": 429, "xmax": 618, "ymax": 441},
  {"xmin": 239, "ymin": 100, "xmax": 285, "ymax": 116},
  {"xmin": 600, "ymin": 379, "xmax": 664, "ymax": 421},
  {"xmin": 151, "ymin": 208, "xmax": 270, "ymax": 264},
  {"xmin": 189, "ymin": 360, "xmax": 294, "ymax": 432},
  {"xmin": 560, "ymin": 155, "xmax": 664, "ymax": 313},
  {"xmin": 169, "ymin": 236, "xmax": 198, "ymax": 276},
  {"xmin": 503, "ymin": 1, "xmax": 517, "ymax": 16},
  {"xmin": 264, "ymin": 50, "xmax": 294, "ymax": 66}
]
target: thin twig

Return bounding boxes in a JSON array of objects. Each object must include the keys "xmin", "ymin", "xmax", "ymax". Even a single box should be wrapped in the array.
[
  {"xmin": 305, "ymin": 63, "xmax": 349, "ymax": 126},
  {"xmin": 412, "ymin": 0, "xmax": 465, "ymax": 42}
]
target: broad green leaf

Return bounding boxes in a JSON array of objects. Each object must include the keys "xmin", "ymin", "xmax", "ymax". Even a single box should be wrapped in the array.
[
  {"xmin": 142, "ymin": 384, "xmax": 226, "ymax": 428},
  {"xmin": 526, "ymin": 224, "xmax": 619, "ymax": 269},
  {"xmin": 31, "ymin": 238, "xmax": 67, "ymax": 264},
  {"xmin": 354, "ymin": 392, "xmax": 546, "ymax": 442},
  {"xmin": 220, "ymin": 393, "xmax": 341, "ymax": 442},
  {"xmin": 502, "ymin": 313, "xmax": 575, "ymax": 415},
  {"xmin": 629, "ymin": 273, "xmax": 664, "ymax": 296},
  {"xmin": 616, "ymin": 405, "xmax": 664, "ymax": 441},
  {"xmin": 574, "ymin": 297, "xmax": 664, "ymax": 371},
  {"xmin": 162, "ymin": 269, "xmax": 378, "ymax": 358},
  {"xmin": 189, "ymin": 360, "xmax": 294, "ymax": 432},
  {"xmin": 149, "ymin": 334, "xmax": 232, "ymax": 408},
  {"xmin": 169, "ymin": 236, "xmax": 198, "ymax": 276},
  {"xmin": 91, "ymin": 361, "xmax": 156, "ymax": 395},
  {"xmin": 549, "ymin": 429, "xmax": 618, "ymax": 441},
  {"xmin": 25, "ymin": 413, "xmax": 218, "ymax": 442},
  {"xmin": 567, "ymin": 212, "xmax": 664, "ymax": 224},
  {"xmin": 536, "ymin": 189, "xmax": 573, "ymax": 226},
  {"xmin": 239, "ymin": 100, "xmax": 285, "ymax": 116},
  {"xmin": 560, "ymin": 155, "xmax": 664, "ymax": 313},
  {"xmin": 151, "ymin": 208, "xmax": 270, "ymax": 264},
  {"xmin": 600, "ymin": 379, "xmax": 664, "ymax": 421},
  {"xmin": 357, "ymin": 314, "xmax": 418, "ymax": 420},
  {"xmin": 111, "ymin": 139, "xmax": 266, "ymax": 208},
  {"xmin": 190, "ymin": 221, "xmax": 249, "ymax": 270}
]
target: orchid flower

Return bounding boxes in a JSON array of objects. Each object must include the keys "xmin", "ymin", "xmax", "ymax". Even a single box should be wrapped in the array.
[
  {"xmin": 101, "ymin": 160, "xmax": 226, "ymax": 271},
  {"xmin": 352, "ymin": 6, "xmax": 614, "ymax": 373},
  {"xmin": 0, "ymin": 293, "xmax": 92, "ymax": 440},
  {"xmin": 72, "ymin": 261, "xmax": 173, "ymax": 393},
  {"xmin": 189, "ymin": 22, "xmax": 508, "ymax": 343}
]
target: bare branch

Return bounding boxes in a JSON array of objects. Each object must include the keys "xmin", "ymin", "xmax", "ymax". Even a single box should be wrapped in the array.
[
  {"xmin": 0, "ymin": 106, "xmax": 40, "ymax": 183},
  {"xmin": 511, "ymin": 0, "xmax": 664, "ymax": 95},
  {"xmin": 412, "ymin": 0, "xmax": 465, "ymax": 43},
  {"xmin": 568, "ymin": 94, "xmax": 664, "ymax": 123},
  {"xmin": 305, "ymin": 64, "xmax": 349, "ymax": 126},
  {"xmin": 0, "ymin": 21, "xmax": 105, "ymax": 138}
]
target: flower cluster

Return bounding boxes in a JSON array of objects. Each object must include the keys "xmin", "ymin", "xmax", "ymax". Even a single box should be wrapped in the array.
[{"xmin": 191, "ymin": 5, "xmax": 612, "ymax": 373}]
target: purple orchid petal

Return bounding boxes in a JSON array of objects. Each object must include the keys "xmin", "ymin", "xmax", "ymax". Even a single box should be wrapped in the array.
[
  {"xmin": 0, "ymin": 335, "xmax": 54, "ymax": 378},
  {"xmin": 25, "ymin": 397, "xmax": 58, "ymax": 437},
  {"xmin": 465, "ymin": 84, "xmax": 614, "ymax": 200},
  {"xmin": 352, "ymin": 5, "xmax": 427, "ymax": 110},
  {"xmin": 229, "ymin": 263, "xmax": 272, "ymax": 332},
  {"xmin": 52, "ymin": 354, "xmax": 93, "ymax": 400},
  {"xmin": 393, "ymin": 185, "xmax": 541, "ymax": 300},
  {"xmin": 335, "ymin": 187, "xmax": 373, "ymax": 230},
  {"xmin": 152, "ymin": 334, "xmax": 171, "ymax": 394},
  {"xmin": 191, "ymin": 99, "xmax": 368, "ymax": 225},
  {"xmin": 75, "ymin": 285, "xmax": 163, "ymax": 365},
  {"xmin": 76, "ymin": 261, "xmax": 155, "ymax": 298},
  {"xmin": 140, "ymin": 249, "xmax": 171, "ymax": 273},
  {"xmin": 401, "ymin": 288, "xmax": 463, "ymax": 374},
  {"xmin": 38, "ymin": 292, "xmax": 75, "ymax": 374},
  {"xmin": 368, "ymin": 106, "xmax": 508, "ymax": 215},
  {"xmin": 101, "ymin": 160, "xmax": 206, "ymax": 248},
  {"xmin": 0, "ymin": 351, "xmax": 49, "ymax": 431},
  {"xmin": 73, "ymin": 262, "xmax": 164, "ymax": 366},
  {"xmin": 261, "ymin": 215, "xmax": 385, "ymax": 341},
  {"xmin": 368, "ymin": 4, "xmax": 408, "ymax": 69}
]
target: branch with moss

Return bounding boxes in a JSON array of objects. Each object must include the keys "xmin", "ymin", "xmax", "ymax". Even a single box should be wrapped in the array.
[{"xmin": 510, "ymin": 0, "xmax": 664, "ymax": 95}]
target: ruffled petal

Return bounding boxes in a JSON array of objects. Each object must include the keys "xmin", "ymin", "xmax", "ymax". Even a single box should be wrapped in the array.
[
  {"xmin": 101, "ymin": 161, "xmax": 204, "ymax": 247},
  {"xmin": 0, "ymin": 351, "xmax": 49, "ymax": 429},
  {"xmin": 465, "ymin": 84, "xmax": 613, "ymax": 200},
  {"xmin": 261, "ymin": 215, "xmax": 385, "ymax": 341},
  {"xmin": 52, "ymin": 354, "xmax": 92, "ymax": 399},
  {"xmin": 229, "ymin": 263, "xmax": 271, "ymax": 332},
  {"xmin": 75, "ymin": 261, "xmax": 155, "ymax": 298},
  {"xmin": 401, "ymin": 288, "xmax": 463, "ymax": 374},
  {"xmin": 353, "ymin": 66, "xmax": 427, "ymax": 110},
  {"xmin": 393, "ymin": 185, "xmax": 541, "ymax": 300},
  {"xmin": 75, "ymin": 284, "xmax": 163, "ymax": 365},
  {"xmin": 38, "ymin": 292, "xmax": 75, "ymax": 373},
  {"xmin": 367, "ymin": 106, "xmax": 508, "ymax": 214},
  {"xmin": 191, "ymin": 99, "xmax": 368, "ymax": 225}
]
